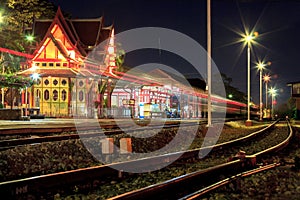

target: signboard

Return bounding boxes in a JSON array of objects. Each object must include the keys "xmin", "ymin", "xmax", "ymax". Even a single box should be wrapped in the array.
[
  {"xmin": 139, "ymin": 103, "xmax": 144, "ymax": 119},
  {"xmin": 129, "ymin": 99, "xmax": 135, "ymax": 105}
]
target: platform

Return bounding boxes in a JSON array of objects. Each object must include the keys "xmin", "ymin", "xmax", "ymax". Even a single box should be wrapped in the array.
[{"xmin": 0, "ymin": 117, "xmax": 206, "ymax": 131}]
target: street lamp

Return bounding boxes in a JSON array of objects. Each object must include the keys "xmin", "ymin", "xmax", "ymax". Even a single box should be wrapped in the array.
[
  {"xmin": 25, "ymin": 34, "xmax": 34, "ymax": 42},
  {"xmin": 256, "ymin": 62, "xmax": 265, "ymax": 121},
  {"xmin": 243, "ymin": 32, "xmax": 256, "ymax": 126},
  {"xmin": 0, "ymin": 11, "xmax": 4, "ymax": 24},
  {"xmin": 263, "ymin": 74, "xmax": 271, "ymax": 111},
  {"xmin": 207, "ymin": 0, "xmax": 212, "ymax": 127},
  {"xmin": 1, "ymin": 56, "xmax": 4, "ymax": 106},
  {"xmin": 269, "ymin": 87, "xmax": 277, "ymax": 120},
  {"xmin": 0, "ymin": 13, "xmax": 4, "ymax": 106}
]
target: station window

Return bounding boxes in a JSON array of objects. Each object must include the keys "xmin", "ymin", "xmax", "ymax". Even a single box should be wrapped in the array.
[
  {"xmin": 36, "ymin": 89, "xmax": 41, "ymax": 98},
  {"xmin": 79, "ymin": 90, "xmax": 84, "ymax": 102},
  {"xmin": 49, "ymin": 63, "xmax": 54, "ymax": 67},
  {"xmin": 35, "ymin": 63, "xmax": 40, "ymax": 66},
  {"xmin": 44, "ymin": 90, "xmax": 49, "ymax": 100},
  {"xmin": 53, "ymin": 90, "xmax": 58, "ymax": 101},
  {"xmin": 62, "ymin": 90, "xmax": 67, "ymax": 101},
  {"xmin": 53, "ymin": 79, "xmax": 58, "ymax": 86},
  {"xmin": 79, "ymin": 80, "xmax": 84, "ymax": 87},
  {"xmin": 63, "ymin": 63, "xmax": 68, "ymax": 67},
  {"xmin": 36, "ymin": 79, "xmax": 41, "ymax": 85},
  {"xmin": 293, "ymin": 84, "xmax": 300, "ymax": 94},
  {"xmin": 61, "ymin": 79, "xmax": 67, "ymax": 86},
  {"xmin": 44, "ymin": 79, "xmax": 49, "ymax": 85},
  {"xmin": 56, "ymin": 63, "xmax": 61, "ymax": 67},
  {"xmin": 42, "ymin": 63, "xmax": 47, "ymax": 67}
]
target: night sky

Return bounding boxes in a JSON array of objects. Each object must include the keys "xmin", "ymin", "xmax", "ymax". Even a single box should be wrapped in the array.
[{"xmin": 50, "ymin": 0, "xmax": 300, "ymax": 106}]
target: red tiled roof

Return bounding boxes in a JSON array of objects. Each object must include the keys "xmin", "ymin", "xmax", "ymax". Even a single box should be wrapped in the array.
[{"xmin": 29, "ymin": 8, "xmax": 113, "ymax": 56}]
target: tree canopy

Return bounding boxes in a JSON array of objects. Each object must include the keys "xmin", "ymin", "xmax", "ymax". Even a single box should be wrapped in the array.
[
  {"xmin": 0, "ymin": 73, "xmax": 33, "ymax": 88},
  {"xmin": 0, "ymin": 0, "xmax": 56, "ymax": 51}
]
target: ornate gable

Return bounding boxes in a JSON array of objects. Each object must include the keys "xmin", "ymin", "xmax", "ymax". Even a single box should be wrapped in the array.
[
  {"xmin": 29, "ymin": 7, "xmax": 113, "ymax": 70},
  {"xmin": 31, "ymin": 8, "xmax": 83, "ymax": 67}
]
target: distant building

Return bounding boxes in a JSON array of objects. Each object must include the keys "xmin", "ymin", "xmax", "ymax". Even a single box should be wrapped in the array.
[{"xmin": 287, "ymin": 81, "xmax": 300, "ymax": 119}]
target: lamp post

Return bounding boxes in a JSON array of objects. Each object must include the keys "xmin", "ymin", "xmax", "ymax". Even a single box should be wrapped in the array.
[
  {"xmin": 0, "ymin": 7, "xmax": 4, "ymax": 105},
  {"xmin": 244, "ymin": 33, "xmax": 255, "ymax": 126},
  {"xmin": 269, "ymin": 87, "xmax": 277, "ymax": 120},
  {"xmin": 207, "ymin": 0, "xmax": 212, "ymax": 127},
  {"xmin": 263, "ymin": 74, "xmax": 271, "ymax": 118},
  {"xmin": 1, "ymin": 55, "xmax": 4, "ymax": 106},
  {"xmin": 257, "ymin": 62, "xmax": 265, "ymax": 121},
  {"xmin": 0, "ymin": 13, "xmax": 4, "ymax": 106}
]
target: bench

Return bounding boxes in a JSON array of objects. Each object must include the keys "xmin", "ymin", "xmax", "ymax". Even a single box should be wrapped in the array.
[{"xmin": 22, "ymin": 108, "xmax": 45, "ymax": 119}]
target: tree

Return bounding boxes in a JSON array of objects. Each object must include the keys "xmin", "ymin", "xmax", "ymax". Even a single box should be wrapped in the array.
[
  {"xmin": 0, "ymin": 52, "xmax": 22, "ymax": 73},
  {"xmin": 0, "ymin": 51, "xmax": 24, "ymax": 108},
  {"xmin": 0, "ymin": 73, "xmax": 34, "ymax": 109},
  {"xmin": 0, "ymin": 0, "xmax": 56, "ymax": 106},
  {"xmin": 220, "ymin": 73, "xmax": 247, "ymax": 103},
  {"xmin": 0, "ymin": 0, "xmax": 56, "ymax": 51},
  {"xmin": 276, "ymin": 97, "xmax": 296, "ymax": 119}
]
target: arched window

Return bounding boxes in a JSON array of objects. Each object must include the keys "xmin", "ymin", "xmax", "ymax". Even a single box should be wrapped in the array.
[
  {"xmin": 53, "ymin": 90, "xmax": 58, "ymax": 101},
  {"xmin": 44, "ymin": 90, "xmax": 49, "ymax": 100},
  {"xmin": 79, "ymin": 90, "xmax": 84, "ymax": 101},
  {"xmin": 61, "ymin": 90, "xmax": 67, "ymax": 101},
  {"xmin": 36, "ymin": 89, "xmax": 41, "ymax": 98}
]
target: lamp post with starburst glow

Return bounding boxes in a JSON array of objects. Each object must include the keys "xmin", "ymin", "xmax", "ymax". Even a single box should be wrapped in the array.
[
  {"xmin": 269, "ymin": 87, "xmax": 277, "ymax": 120},
  {"xmin": 243, "ymin": 32, "xmax": 258, "ymax": 126},
  {"xmin": 256, "ymin": 62, "xmax": 265, "ymax": 121}
]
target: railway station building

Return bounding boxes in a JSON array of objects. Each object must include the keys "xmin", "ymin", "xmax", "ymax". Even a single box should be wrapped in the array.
[
  {"xmin": 16, "ymin": 7, "xmax": 209, "ymax": 119},
  {"xmin": 18, "ymin": 8, "xmax": 114, "ymax": 117},
  {"xmin": 16, "ymin": 8, "xmax": 245, "ymax": 119}
]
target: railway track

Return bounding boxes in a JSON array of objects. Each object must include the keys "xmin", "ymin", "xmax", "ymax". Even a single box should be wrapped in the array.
[
  {"xmin": 0, "ymin": 117, "xmax": 241, "ymax": 136},
  {"xmin": 0, "ymin": 120, "xmax": 161, "ymax": 136},
  {"xmin": 0, "ymin": 121, "xmax": 199, "ymax": 150},
  {"xmin": 0, "ymin": 118, "xmax": 240, "ymax": 150},
  {"xmin": 0, "ymin": 120, "xmax": 276, "ymax": 199},
  {"xmin": 107, "ymin": 119, "xmax": 292, "ymax": 200}
]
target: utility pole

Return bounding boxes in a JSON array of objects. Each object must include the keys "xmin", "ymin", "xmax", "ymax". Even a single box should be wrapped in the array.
[{"xmin": 207, "ymin": 0, "xmax": 212, "ymax": 126}]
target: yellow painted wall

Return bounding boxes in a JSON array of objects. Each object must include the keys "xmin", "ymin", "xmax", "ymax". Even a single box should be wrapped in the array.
[{"xmin": 34, "ymin": 77, "xmax": 69, "ymax": 117}]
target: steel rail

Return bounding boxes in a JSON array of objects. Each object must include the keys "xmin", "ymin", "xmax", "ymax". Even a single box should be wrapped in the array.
[
  {"xmin": 0, "ymin": 118, "xmax": 239, "ymax": 136},
  {"xmin": 0, "ymin": 122, "xmax": 199, "ymax": 149},
  {"xmin": 107, "ymin": 160, "xmax": 244, "ymax": 200},
  {"xmin": 180, "ymin": 120, "xmax": 292, "ymax": 199},
  {"xmin": 179, "ymin": 119, "xmax": 278, "ymax": 161},
  {"xmin": 253, "ymin": 120, "xmax": 293, "ymax": 158},
  {"xmin": 180, "ymin": 163, "xmax": 281, "ymax": 200},
  {"xmin": 107, "ymin": 119, "xmax": 289, "ymax": 200},
  {"xmin": 0, "ymin": 120, "xmax": 276, "ymax": 198}
]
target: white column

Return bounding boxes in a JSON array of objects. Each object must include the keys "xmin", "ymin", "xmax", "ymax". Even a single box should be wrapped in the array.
[
  {"xmin": 259, "ymin": 69, "xmax": 262, "ymax": 121},
  {"xmin": 207, "ymin": 0, "xmax": 212, "ymax": 126},
  {"xmin": 25, "ymin": 87, "xmax": 28, "ymax": 116},
  {"xmin": 247, "ymin": 45, "xmax": 251, "ymax": 122}
]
